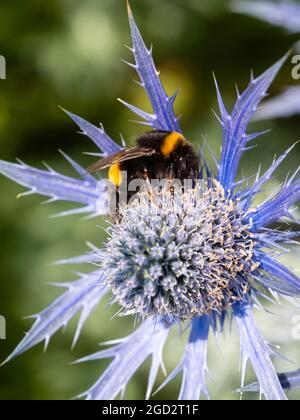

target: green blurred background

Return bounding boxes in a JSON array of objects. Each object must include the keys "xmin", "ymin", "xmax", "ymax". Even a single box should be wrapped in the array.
[{"xmin": 0, "ymin": 0, "xmax": 299, "ymax": 400}]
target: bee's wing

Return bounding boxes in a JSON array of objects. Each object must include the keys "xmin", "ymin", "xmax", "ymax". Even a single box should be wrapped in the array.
[{"xmin": 87, "ymin": 147, "xmax": 156, "ymax": 173}]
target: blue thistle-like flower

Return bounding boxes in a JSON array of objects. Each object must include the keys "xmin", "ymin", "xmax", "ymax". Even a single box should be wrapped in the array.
[{"xmin": 0, "ymin": 1, "xmax": 300, "ymax": 400}]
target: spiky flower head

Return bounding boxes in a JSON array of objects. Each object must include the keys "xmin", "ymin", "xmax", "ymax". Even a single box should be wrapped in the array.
[
  {"xmin": 104, "ymin": 180, "xmax": 256, "ymax": 320},
  {"xmin": 0, "ymin": 1, "xmax": 299, "ymax": 400}
]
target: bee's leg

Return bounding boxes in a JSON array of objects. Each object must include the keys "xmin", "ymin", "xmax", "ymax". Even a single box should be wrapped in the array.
[
  {"xmin": 165, "ymin": 163, "xmax": 175, "ymax": 180},
  {"xmin": 143, "ymin": 168, "xmax": 149, "ymax": 180},
  {"xmin": 109, "ymin": 187, "xmax": 121, "ymax": 222}
]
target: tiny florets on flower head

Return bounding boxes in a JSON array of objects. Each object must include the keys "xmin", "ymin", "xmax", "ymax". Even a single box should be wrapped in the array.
[{"xmin": 102, "ymin": 179, "xmax": 258, "ymax": 321}]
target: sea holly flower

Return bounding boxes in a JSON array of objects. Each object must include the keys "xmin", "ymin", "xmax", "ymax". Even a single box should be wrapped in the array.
[{"xmin": 0, "ymin": 1, "xmax": 300, "ymax": 400}]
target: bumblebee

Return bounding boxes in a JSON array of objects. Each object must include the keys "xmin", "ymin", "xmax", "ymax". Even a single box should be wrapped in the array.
[{"xmin": 88, "ymin": 130, "xmax": 200, "ymax": 213}]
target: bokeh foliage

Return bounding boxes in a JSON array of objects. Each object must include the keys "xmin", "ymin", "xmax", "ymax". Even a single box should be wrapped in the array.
[{"xmin": 0, "ymin": 0, "xmax": 299, "ymax": 400}]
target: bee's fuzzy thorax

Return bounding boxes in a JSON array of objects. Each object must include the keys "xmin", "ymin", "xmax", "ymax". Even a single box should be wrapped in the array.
[{"xmin": 159, "ymin": 132, "xmax": 186, "ymax": 157}]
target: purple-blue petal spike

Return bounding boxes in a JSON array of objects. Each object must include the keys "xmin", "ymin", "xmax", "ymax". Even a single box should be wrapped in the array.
[
  {"xmin": 232, "ymin": 1, "xmax": 300, "ymax": 34},
  {"xmin": 77, "ymin": 318, "xmax": 171, "ymax": 400},
  {"xmin": 54, "ymin": 251, "xmax": 100, "ymax": 266},
  {"xmin": 3, "ymin": 270, "xmax": 107, "ymax": 364},
  {"xmin": 233, "ymin": 303, "xmax": 287, "ymax": 400},
  {"xmin": 156, "ymin": 315, "xmax": 210, "ymax": 400},
  {"xmin": 217, "ymin": 54, "xmax": 288, "ymax": 194},
  {"xmin": 254, "ymin": 86, "xmax": 300, "ymax": 120},
  {"xmin": 0, "ymin": 159, "xmax": 102, "ymax": 205},
  {"xmin": 249, "ymin": 179, "xmax": 300, "ymax": 229},
  {"xmin": 59, "ymin": 150, "xmax": 98, "ymax": 185},
  {"xmin": 240, "ymin": 369, "xmax": 300, "ymax": 393},
  {"xmin": 61, "ymin": 108, "xmax": 122, "ymax": 155},
  {"xmin": 239, "ymin": 143, "xmax": 297, "ymax": 210},
  {"xmin": 254, "ymin": 252, "xmax": 300, "ymax": 296},
  {"xmin": 125, "ymin": 1, "xmax": 181, "ymax": 132}
]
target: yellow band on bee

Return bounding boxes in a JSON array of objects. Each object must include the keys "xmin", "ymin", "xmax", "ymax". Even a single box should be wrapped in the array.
[
  {"xmin": 109, "ymin": 163, "xmax": 122, "ymax": 187},
  {"xmin": 160, "ymin": 132, "xmax": 186, "ymax": 157}
]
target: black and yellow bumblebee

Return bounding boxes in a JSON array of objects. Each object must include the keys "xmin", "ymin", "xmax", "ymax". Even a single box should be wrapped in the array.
[{"xmin": 88, "ymin": 130, "xmax": 200, "ymax": 214}]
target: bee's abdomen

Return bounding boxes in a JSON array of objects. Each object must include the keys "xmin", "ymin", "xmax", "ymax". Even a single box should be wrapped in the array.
[{"xmin": 108, "ymin": 163, "xmax": 122, "ymax": 187}]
